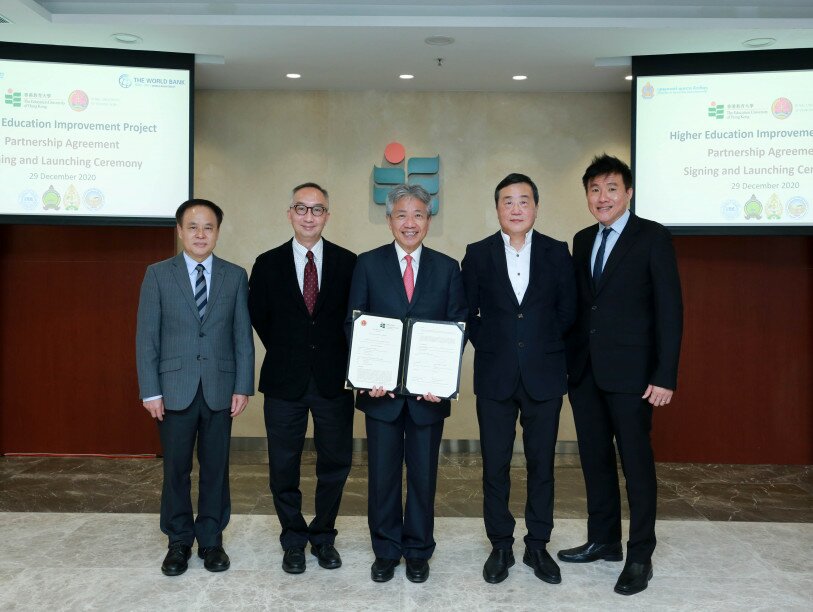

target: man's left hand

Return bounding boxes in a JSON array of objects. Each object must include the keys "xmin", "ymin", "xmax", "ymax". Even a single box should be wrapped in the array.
[
  {"xmin": 643, "ymin": 385, "xmax": 673, "ymax": 407},
  {"xmin": 417, "ymin": 392, "xmax": 441, "ymax": 403},
  {"xmin": 231, "ymin": 394, "xmax": 249, "ymax": 417}
]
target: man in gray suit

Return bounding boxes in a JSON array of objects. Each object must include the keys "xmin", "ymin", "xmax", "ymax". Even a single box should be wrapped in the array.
[{"xmin": 136, "ymin": 198, "xmax": 254, "ymax": 576}]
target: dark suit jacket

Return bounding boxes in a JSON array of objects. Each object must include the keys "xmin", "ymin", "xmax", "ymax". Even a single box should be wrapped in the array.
[
  {"xmin": 136, "ymin": 253, "xmax": 255, "ymax": 411},
  {"xmin": 346, "ymin": 242, "xmax": 468, "ymax": 426},
  {"xmin": 248, "ymin": 238, "xmax": 357, "ymax": 400},
  {"xmin": 462, "ymin": 230, "xmax": 576, "ymax": 402},
  {"xmin": 566, "ymin": 213, "xmax": 683, "ymax": 394}
]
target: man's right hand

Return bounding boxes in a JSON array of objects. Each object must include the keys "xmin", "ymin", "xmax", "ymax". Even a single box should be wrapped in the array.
[{"xmin": 143, "ymin": 398, "xmax": 165, "ymax": 421}]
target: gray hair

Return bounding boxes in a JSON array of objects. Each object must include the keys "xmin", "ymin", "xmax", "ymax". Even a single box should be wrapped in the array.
[{"xmin": 385, "ymin": 184, "xmax": 431, "ymax": 216}]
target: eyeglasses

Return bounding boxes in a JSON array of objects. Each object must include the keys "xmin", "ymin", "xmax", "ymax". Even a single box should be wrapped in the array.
[{"xmin": 290, "ymin": 204, "xmax": 328, "ymax": 217}]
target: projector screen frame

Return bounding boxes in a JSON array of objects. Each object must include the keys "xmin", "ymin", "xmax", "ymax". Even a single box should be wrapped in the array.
[
  {"xmin": 631, "ymin": 48, "xmax": 813, "ymax": 236},
  {"xmin": 0, "ymin": 41, "xmax": 194, "ymax": 227}
]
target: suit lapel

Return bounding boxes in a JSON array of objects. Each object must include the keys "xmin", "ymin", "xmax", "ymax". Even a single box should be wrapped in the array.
[
  {"xmin": 170, "ymin": 253, "xmax": 200, "ymax": 318},
  {"xmin": 204, "ymin": 255, "xmax": 226, "ymax": 323},
  {"xmin": 520, "ymin": 230, "xmax": 545, "ymax": 307},
  {"xmin": 595, "ymin": 213, "xmax": 640, "ymax": 294},
  {"xmin": 409, "ymin": 246, "xmax": 434, "ymax": 313},
  {"xmin": 581, "ymin": 226, "xmax": 600, "ymax": 296},
  {"xmin": 312, "ymin": 240, "xmax": 335, "ymax": 317},
  {"xmin": 489, "ymin": 231, "xmax": 520, "ymax": 308}
]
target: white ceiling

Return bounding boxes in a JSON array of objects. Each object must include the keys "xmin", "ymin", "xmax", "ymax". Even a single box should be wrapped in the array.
[{"xmin": 1, "ymin": 1, "xmax": 812, "ymax": 92}]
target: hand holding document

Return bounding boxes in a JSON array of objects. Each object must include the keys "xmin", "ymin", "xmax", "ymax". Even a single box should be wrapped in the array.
[{"xmin": 346, "ymin": 312, "xmax": 465, "ymax": 400}]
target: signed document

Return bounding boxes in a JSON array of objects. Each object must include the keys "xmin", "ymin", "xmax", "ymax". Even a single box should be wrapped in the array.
[
  {"xmin": 346, "ymin": 311, "xmax": 465, "ymax": 400},
  {"xmin": 403, "ymin": 321, "xmax": 465, "ymax": 399},
  {"xmin": 346, "ymin": 313, "xmax": 403, "ymax": 392}
]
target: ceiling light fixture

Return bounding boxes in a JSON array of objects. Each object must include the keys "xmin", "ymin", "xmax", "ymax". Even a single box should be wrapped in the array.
[
  {"xmin": 399, "ymin": 74, "xmax": 414, "ymax": 80},
  {"xmin": 425, "ymin": 36, "xmax": 454, "ymax": 46},
  {"xmin": 742, "ymin": 37, "xmax": 776, "ymax": 48},
  {"xmin": 286, "ymin": 73, "xmax": 301, "ymax": 79},
  {"xmin": 625, "ymin": 75, "xmax": 633, "ymax": 81},
  {"xmin": 512, "ymin": 75, "xmax": 528, "ymax": 81},
  {"xmin": 111, "ymin": 33, "xmax": 142, "ymax": 45}
]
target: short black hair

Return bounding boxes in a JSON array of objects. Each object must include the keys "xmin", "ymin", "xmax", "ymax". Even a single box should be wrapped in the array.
[
  {"xmin": 292, "ymin": 182, "xmax": 329, "ymax": 202},
  {"xmin": 494, "ymin": 173, "xmax": 539, "ymax": 207},
  {"xmin": 582, "ymin": 154, "xmax": 633, "ymax": 191},
  {"xmin": 175, "ymin": 198, "xmax": 224, "ymax": 227}
]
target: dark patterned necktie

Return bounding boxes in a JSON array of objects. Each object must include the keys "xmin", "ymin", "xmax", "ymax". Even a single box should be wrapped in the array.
[
  {"xmin": 592, "ymin": 227, "xmax": 613, "ymax": 285},
  {"xmin": 195, "ymin": 264, "xmax": 207, "ymax": 320},
  {"xmin": 303, "ymin": 250, "xmax": 318, "ymax": 315}
]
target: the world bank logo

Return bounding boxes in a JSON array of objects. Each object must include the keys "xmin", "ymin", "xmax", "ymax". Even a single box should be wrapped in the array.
[
  {"xmin": 119, "ymin": 74, "xmax": 133, "ymax": 88},
  {"xmin": 373, "ymin": 142, "xmax": 440, "ymax": 214}
]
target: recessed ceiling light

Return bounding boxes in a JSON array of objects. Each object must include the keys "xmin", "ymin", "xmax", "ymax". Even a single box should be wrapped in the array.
[
  {"xmin": 286, "ymin": 73, "xmax": 301, "ymax": 79},
  {"xmin": 399, "ymin": 74, "xmax": 414, "ymax": 80},
  {"xmin": 625, "ymin": 75, "xmax": 633, "ymax": 81},
  {"xmin": 512, "ymin": 75, "xmax": 528, "ymax": 81},
  {"xmin": 743, "ymin": 37, "xmax": 777, "ymax": 48},
  {"xmin": 111, "ymin": 33, "xmax": 142, "ymax": 45},
  {"xmin": 425, "ymin": 36, "xmax": 455, "ymax": 46}
]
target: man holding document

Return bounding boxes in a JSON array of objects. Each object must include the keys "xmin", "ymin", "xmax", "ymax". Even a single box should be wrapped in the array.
[{"xmin": 346, "ymin": 184, "xmax": 467, "ymax": 584}]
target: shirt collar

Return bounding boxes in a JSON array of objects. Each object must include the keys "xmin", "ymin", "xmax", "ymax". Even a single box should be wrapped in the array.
[
  {"xmin": 292, "ymin": 237, "xmax": 323, "ymax": 260},
  {"xmin": 500, "ymin": 228, "xmax": 533, "ymax": 252},
  {"xmin": 600, "ymin": 208, "xmax": 631, "ymax": 235},
  {"xmin": 393, "ymin": 241, "xmax": 422, "ymax": 266},
  {"xmin": 183, "ymin": 251, "xmax": 213, "ymax": 275}
]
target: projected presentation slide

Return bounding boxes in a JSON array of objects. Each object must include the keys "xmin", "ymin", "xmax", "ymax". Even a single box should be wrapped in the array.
[
  {"xmin": 635, "ymin": 71, "xmax": 812, "ymax": 228},
  {"xmin": 0, "ymin": 59, "xmax": 189, "ymax": 220}
]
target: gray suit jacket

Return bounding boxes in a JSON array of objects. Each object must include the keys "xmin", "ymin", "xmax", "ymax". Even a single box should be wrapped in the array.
[{"xmin": 136, "ymin": 252, "xmax": 255, "ymax": 411}]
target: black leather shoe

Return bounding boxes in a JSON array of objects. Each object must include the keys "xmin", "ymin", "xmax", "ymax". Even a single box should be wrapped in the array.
[
  {"xmin": 161, "ymin": 543, "xmax": 192, "ymax": 576},
  {"xmin": 523, "ymin": 547, "xmax": 561, "ymax": 584},
  {"xmin": 198, "ymin": 545, "xmax": 230, "ymax": 572},
  {"xmin": 282, "ymin": 547, "xmax": 306, "ymax": 574},
  {"xmin": 311, "ymin": 543, "xmax": 342, "ymax": 569},
  {"xmin": 614, "ymin": 561, "xmax": 653, "ymax": 596},
  {"xmin": 371, "ymin": 557, "xmax": 399, "ymax": 583},
  {"xmin": 483, "ymin": 548, "xmax": 515, "ymax": 584},
  {"xmin": 405, "ymin": 558, "xmax": 429, "ymax": 583},
  {"xmin": 557, "ymin": 541, "xmax": 623, "ymax": 563}
]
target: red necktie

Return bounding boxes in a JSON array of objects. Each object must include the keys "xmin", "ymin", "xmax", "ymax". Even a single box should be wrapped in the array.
[
  {"xmin": 403, "ymin": 254, "xmax": 415, "ymax": 302},
  {"xmin": 303, "ymin": 250, "xmax": 318, "ymax": 315}
]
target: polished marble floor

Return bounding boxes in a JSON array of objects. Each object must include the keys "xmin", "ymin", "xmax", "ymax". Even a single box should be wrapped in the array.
[{"xmin": 1, "ymin": 452, "xmax": 811, "ymax": 611}]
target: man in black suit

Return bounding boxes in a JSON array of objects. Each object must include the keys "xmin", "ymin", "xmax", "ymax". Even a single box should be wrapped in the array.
[
  {"xmin": 462, "ymin": 174, "xmax": 576, "ymax": 585},
  {"xmin": 558, "ymin": 155, "xmax": 683, "ymax": 596},
  {"xmin": 346, "ymin": 184, "xmax": 467, "ymax": 584},
  {"xmin": 248, "ymin": 182, "xmax": 357, "ymax": 574}
]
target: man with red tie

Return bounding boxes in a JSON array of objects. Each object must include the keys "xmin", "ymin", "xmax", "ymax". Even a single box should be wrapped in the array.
[
  {"xmin": 249, "ymin": 183, "xmax": 357, "ymax": 575},
  {"xmin": 346, "ymin": 184, "xmax": 467, "ymax": 583}
]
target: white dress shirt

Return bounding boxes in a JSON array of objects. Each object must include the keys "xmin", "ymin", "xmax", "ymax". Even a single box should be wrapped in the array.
[
  {"xmin": 292, "ymin": 237, "xmax": 324, "ymax": 292},
  {"xmin": 590, "ymin": 208, "xmax": 631, "ymax": 273},
  {"xmin": 501, "ymin": 229, "xmax": 533, "ymax": 303},
  {"xmin": 394, "ymin": 242, "xmax": 422, "ymax": 282}
]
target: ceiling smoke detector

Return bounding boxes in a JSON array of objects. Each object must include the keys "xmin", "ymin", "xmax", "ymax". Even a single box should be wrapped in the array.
[
  {"xmin": 425, "ymin": 36, "xmax": 455, "ymax": 47},
  {"xmin": 111, "ymin": 33, "xmax": 142, "ymax": 45}
]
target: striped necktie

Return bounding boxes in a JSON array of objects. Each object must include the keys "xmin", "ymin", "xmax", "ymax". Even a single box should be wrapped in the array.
[{"xmin": 195, "ymin": 263, "xmax": 207, "ymax": 320}]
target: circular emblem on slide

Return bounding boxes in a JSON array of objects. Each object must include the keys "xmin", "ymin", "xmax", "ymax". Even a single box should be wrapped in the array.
[
  {"xmin": 42, "ymin": 185, "xmax": 61, "ymax": 210},
  {"xmin": 360, "ymin": 319, "xmax": 367, "ymax": 327},
  {"xmin": 743, "ymin": 194, "xmax": 762, "ymax": 220},
  {"xmin": 118, "ymin": 74, "xmax": 133, "ymax": 88},
  {"xmin": 19, "ymin": 189, "xmax": 38, "ymax": 211},
  {"xmin": 68, "ymin": 89, "xmax": 89, "ymax": 111},
  {"xmin": 786, "ymin": 196, "xmax": 808, "ymax": 219},
  {"xmin": 83, "ymin": 188, "xmax": 105, "ymax": 211},
  {"xmin": 720, "ymin": 199, "xmax": 739, "ymax": 220},
  {"xmin": 771, "ymin": 97, "xmax": 792, "ymax": 120}
]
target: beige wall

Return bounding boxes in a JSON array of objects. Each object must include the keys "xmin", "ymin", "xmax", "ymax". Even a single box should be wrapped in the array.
[{"xmin": 193, "ymin": 90, "xmax": 630, "ymax": 440}]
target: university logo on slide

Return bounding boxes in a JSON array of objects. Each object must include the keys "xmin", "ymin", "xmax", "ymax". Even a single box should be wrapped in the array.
[
  {"xmin": 771, "ymin": 97, "xmax": 792, "ymax": 120},
  {"xmin": 4, "ymin": 88, "xmax": 21, "ymax": 107},
  {"xmin": 708, "ymin": 102, "xmax": 724, "ymax": 119},
  {"xmin": 641, "ymin": 81, "xmax": 654, "ymax": 99},
  {"xmin": 373, "ymin": 142, "xmax": 440, "ymax": 214}
]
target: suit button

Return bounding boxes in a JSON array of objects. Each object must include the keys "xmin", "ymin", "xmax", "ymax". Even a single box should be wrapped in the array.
[
  {"xmin": 311, "ymin": 321, "xmax": 316, "ymax": 326},
  {"xmin": 591, "ymin": 305, "xmax": 597, "ymax": 311},
  {"xmin": 310, "ymin": 344, "xmax": 316, "ymax": 350},
  {"xmin": 199, "ymin": 332, "xmax": 205, "ymax": 337},
  {"xmin": 517, "ymin": 313, "xmax": 524, "ymax": 319},
  {"xmin": 518, "ymin": 341, "xmax": 524, "ymax": 348},
  {"xmin": 196, "ymin": 354, "xmax": 201, "ymax": 360},
  {"xmin": 589, "ymin": 329, "xmax": 596, "ymax": 335}
]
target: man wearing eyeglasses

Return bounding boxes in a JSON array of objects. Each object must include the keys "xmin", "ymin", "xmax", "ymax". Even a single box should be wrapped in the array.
[
  {"xmin": 248, "ymin": 182, "xmax": 357, "ymax": 575},
  {"xmin": 461, "ymin": 173, "xmax": 576, "ymax": 585}
]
